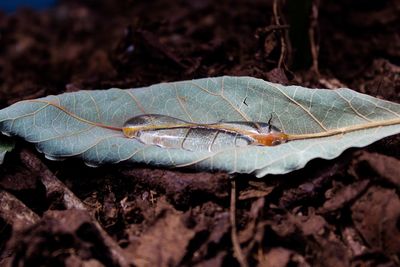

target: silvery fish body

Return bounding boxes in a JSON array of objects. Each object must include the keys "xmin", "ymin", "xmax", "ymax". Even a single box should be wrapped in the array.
[{"xmin": 123, "ymin": 114, "xmax": 287, "ymax": 151}]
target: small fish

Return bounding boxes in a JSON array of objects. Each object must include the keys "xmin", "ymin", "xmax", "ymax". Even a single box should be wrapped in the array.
[{"xmin": 123, "ymin": 114, "xmax": 288, "ymax": 151}]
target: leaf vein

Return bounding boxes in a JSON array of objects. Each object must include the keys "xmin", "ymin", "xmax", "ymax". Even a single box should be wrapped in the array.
[
  {"xmin": 334, "ymin": 90, "xmax": 373, "ymax": 122},
  {"xmin": 267, "ymin": 83, "xmax": 328, "ymax": 131}
]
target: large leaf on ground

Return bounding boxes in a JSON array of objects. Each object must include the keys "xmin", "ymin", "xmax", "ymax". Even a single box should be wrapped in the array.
[{"xmin": 0, "ymin": 76, "xmax": 399, "ymax": 177}]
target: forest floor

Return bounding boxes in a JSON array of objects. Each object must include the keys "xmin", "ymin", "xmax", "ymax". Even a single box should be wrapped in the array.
[{"xmin": 0, "ymin": 0, "xmax": 399, "ymax": 266}]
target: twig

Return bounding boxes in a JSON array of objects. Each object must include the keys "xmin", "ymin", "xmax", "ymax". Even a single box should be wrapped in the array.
[
  {"xmin": 20, "ymin": 149, "xmax": 86, "ymax": 211},
  {"xmin": 0, "ymin": 189, "xmax": 40, "ymax": 262},
  {"xmin": 273, "ymin": 0, "xmax": 286, "ymax": 69},
  {"xmin": 309, "ymin": 0, "xmax": 320, "ymax": 75},
  {"xmin": 230, "ymin": 179, "xmax": 249, "ymax": 267},
  {"xmin": 19, "ymin": 149, "xmax": 133, "ymax": 267},
  {"xmin": 0, "ymin": 189, "xmax": 39, "ymax": 229}
]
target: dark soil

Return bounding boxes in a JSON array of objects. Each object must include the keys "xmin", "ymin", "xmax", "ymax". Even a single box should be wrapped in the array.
[{"xmin": 0, "ymin": 0, "xmax": 399, "ymax": 266}]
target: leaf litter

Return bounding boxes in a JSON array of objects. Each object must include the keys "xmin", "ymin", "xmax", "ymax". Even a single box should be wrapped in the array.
[{"xmin": 0, "ymin": 0, "xmax": 400, "ymax": 267}]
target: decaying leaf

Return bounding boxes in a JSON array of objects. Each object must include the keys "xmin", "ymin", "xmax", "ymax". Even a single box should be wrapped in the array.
[
  {"xmin": 351, "ymin": 186, "xmax": 400, "ymax": 255},
  {"xmin": 0, "ymin": 76, "xmax": 399, "ymax": 176},
  {"xmin": 127, "ymin": 209, "xmax": 195, "ymax": 267}
]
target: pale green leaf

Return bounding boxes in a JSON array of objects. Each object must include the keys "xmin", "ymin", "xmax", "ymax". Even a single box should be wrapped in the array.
[
  {"xmin": 0, "ymin": 76, "xmax": 399, "ymax": 177},
  {"xmin": 0, "ymin": 135, "xmax": 15, "ymax": 164}
]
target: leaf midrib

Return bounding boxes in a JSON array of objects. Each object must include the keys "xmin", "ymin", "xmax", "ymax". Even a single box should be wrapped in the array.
[{"xmin": 287, "ymin": 117, "xmax": 400, "ymax": 140}]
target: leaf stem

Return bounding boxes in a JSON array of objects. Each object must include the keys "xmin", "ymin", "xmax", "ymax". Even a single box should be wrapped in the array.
[{"xmin": 287, "ymin": 118, "xmax": 400, "ymax": 140}]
